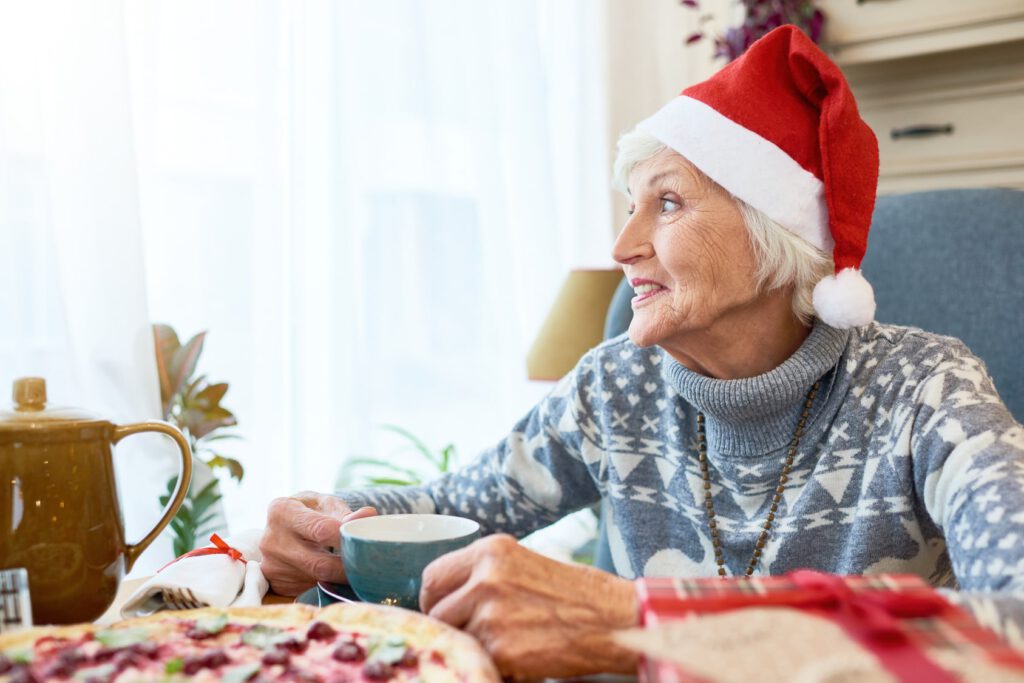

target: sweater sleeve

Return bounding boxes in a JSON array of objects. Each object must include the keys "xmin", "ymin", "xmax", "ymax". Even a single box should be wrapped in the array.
[
  {"xmin": 907, "ymin": 343, "xmax": 1024, "ymax": 647},
  {"xmin": 335, "ymin": 355, "xmax": 604, "ymax": 538}
]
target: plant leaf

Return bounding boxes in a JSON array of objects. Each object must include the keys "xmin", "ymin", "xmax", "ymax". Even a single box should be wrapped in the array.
[
  {"xmin": 207, "ymin": 454, "xmax": 245, "ymax": 482},
  {"xmin": 174, "ymin": 503, "xmax": 195, "ymax": 528},
  {"xmin": 367, "ymin": 476, "xmax": 419, "ymax": 487},
  {"xmin": 342, "ymin": 457, "xmax": 421, "ymax": 480},
  {"xmin": 201, "ymin": 433, "xmax": 243, "ymax": 443},
  {"xmin": 153, "ymin": 324, "xmax": 181, "ymax": 416},
  {"xmin": 378, "ymin": 424, "xmax": 440, "ymax": 467},
  {"xmin": 195, "ymin": 382, "xmax": 229, "ymax": 407},
  {"xmin": 168, "ymin": 331, "xmax": 206, "ymax": 404},
  {"xmin": 190, "ymin": 481, "xmax": 222, "ymax": 518}
]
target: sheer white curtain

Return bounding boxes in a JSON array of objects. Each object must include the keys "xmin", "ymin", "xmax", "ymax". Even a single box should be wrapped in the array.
[
  {"xmin": 126, "ymin": 1, "xmax": 614, "ymax": 538},
  {"xmin": 0, "ymin": 0, "xmax": 174, "ymax": 571}
]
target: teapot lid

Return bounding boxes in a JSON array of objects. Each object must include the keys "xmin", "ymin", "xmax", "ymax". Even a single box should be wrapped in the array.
[{"xmin": 0, "ymin": 377, "xmax": 106, "ymax": 429}]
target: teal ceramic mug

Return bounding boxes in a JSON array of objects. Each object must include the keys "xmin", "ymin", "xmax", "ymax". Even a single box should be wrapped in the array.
[{"xmin": 340, "ymin": 514, "xmax": 480, "ymax": 610}]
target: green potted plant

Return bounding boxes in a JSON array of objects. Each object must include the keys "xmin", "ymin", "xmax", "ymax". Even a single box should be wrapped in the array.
[
  {"xmin": 336, "ymin": 425, "xmax": 458, "ymax": 488},
  {"xmin": 153, "ymin": 324, "xmax": 243, "ymax": 556}
]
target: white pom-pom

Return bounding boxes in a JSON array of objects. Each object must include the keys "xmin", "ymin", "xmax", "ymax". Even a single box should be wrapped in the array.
[{"xmin": 812, "ymin": 268, "xmax": 876, "ymax": 329}]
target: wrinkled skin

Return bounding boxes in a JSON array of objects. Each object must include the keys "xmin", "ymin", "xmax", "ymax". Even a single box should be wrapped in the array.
[
  {"xmin": 613, "ymin": 148, "xmax": 808, "ymax": 379},
  {"xmin": 259, "ymin": 491, "xmax": 377, "ymax": 596},
  {"xmin": 420, "ymin": 534, "xmax": 639, "ymax": 680}
]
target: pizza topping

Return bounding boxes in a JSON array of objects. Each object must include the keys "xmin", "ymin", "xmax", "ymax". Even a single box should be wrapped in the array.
[
  {"xmin": 222, "ymin": 661, "xmax": 262, "ymax": 682},
  {"xmin": 0, "ymin": 654, "xmax": 12, "ymax": 674},
  {"xmin": 165, "ymin": 657, "xmax": 185, "ymax": 674},
  {"xmin": 396, "ymin": 649, "xmax": 418, "ymax": 668},
  {"xmin": 6, "ymin": 667, "xmax": 38, "ymax": 683},
  {"xmin": 331, "ymin": 641, "xmax": 364, "ymax": 662},
  {"xmin": 94, "ymin": 627, "xmax": 147, "ymax": 649},
  {"xmin": 187, "ymin": 612, "xmax": 230, "ymax": 639},
  {"xmin": 40, "ymin": 656, "xmax": 77, "ymax": 679},
  {"xmin": 306, "ymin": 621, "xmax": 337, "ymax": 641},
  {"xmin": 182, "ymin": 647, "xmax": 231, "ymax": 674},
  {"xmin": 277, "ymin": 636, "xmax": 309, "ymax": 653},
  {"xmin": 261, "ymin": 647, "xmax": 291, "ymax": 666},
  {"xmin": 362, "ymin": 659, "xmax": 395, "ymax": 680},
  {"xmin": 368, "ymin": 635, "xmax": 410, "ymax": 665},
  {"xmin": 72, "ymin": 662, "xmax": 117, "ymax": 682},
  {"xmin": 240, "ymin": 623, "xmax": 312, "ymax": 653}
]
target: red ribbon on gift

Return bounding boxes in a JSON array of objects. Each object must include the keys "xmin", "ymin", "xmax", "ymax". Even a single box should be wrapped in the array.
[
  {"xmin": 157, "ymin": 533, "xmax": 247, "ymax": 573},
  {"xmin": 642, "ymin": 569, "xmax": 959, "ymax": 683}
]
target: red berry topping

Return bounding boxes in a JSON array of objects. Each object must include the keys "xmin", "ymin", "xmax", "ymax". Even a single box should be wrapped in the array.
[
  {"xmin": 201, "ymin": 649, "xmax": 230, "ymax": 669},
  {"xmin": 262, "ymin": 648, "xmax": 291, "ymax": 666},
  {"xmin": 332, "ymin": 641, "xmax": 365, "ymax": 662},
  {"xmin": 278, "ymin": 637, "xmax": 309, "ymax": 653},
  {"xmin": 306, "ymin": 621, "xmax": 337, "ymax": 641}
]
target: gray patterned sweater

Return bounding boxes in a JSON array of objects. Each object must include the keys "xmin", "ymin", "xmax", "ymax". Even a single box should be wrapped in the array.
[{"xmin": 340, "ymin": 321, "xmax": 1024, "ymax": 644}]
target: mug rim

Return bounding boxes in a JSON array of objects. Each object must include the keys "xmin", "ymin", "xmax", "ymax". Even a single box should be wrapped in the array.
[{"xmin": 340, "ymin": 513, "xmax": 480, "ymax": 544}]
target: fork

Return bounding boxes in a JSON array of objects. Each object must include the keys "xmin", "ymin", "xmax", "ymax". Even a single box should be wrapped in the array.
[{"xmin": 161, "ymin": 587, "xmax": 206, "ymax": 610}]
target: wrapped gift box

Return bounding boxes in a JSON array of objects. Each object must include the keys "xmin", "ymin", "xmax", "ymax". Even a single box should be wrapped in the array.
[{"xmin": 623, "ymin": 570, "xmax": 1024, "ymax": 683}]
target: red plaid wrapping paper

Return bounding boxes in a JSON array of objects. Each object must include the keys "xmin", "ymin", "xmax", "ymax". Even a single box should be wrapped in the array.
[{"xmin": 635, "ymin": 571, "xmax": 1024, "ymax": 683}]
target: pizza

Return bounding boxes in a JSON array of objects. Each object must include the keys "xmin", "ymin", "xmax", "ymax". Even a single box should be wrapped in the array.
[{"xmin": 0, "ymin": 603, "xmax": 499, "ymax": 683}]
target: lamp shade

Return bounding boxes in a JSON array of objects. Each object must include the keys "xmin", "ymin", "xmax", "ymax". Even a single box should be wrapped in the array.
[{"xmin": 526, "ymin": 269, "xmax": 625, "ymax": 381}]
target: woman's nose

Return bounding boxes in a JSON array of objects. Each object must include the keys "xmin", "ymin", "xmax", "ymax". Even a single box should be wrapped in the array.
[{"xmin": 612, "ymin": 215, "xmax": 653, "ymax": 266}]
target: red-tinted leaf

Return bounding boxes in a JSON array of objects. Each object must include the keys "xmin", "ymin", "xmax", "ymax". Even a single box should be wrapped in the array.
[
  {"xmin": 184, "ymin": 406, "xmax": 237, "ymax": 440},
  {"xmin": 680, "ymin": 0, "xmax": 698, "ymax": 8},
  {"xmin": 196, "ymin": 382, "xmax": 229, "ymax": 408},
  {"xmin": 153, "ymin": 324, "xmax": 181, "ymax": 415},
  {"xmin": 169, "ymin": 332, "xmax": 206, "ymax": 404},
  {"xmin": 685, "ymin": 32, "xmax": 704, "ymax": 44}
]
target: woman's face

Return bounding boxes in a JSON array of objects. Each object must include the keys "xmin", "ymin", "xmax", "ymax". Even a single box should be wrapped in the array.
[{"xmin": 612, "ymin": 149, "xmax": 767, "ymax": 354}]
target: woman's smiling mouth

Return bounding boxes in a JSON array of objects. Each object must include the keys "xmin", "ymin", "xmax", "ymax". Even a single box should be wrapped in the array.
[{"xmin": 630, "ymin": 278, "xmax": 668, "ymax": 304}]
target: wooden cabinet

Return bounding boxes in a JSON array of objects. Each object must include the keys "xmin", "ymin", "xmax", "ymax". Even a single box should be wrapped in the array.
[{"xmin": 819, "ymin": 0, "xmax": 1024, "ymax": 193}]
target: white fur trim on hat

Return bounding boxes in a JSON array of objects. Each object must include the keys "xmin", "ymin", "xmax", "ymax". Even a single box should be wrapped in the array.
[
  {"xmin": 812, "ymin": 268, "xmax": 876, "ymax": 329},
  {"xmin": 637, "ymin": 96, "xmax": 832, "ymax": 253}
]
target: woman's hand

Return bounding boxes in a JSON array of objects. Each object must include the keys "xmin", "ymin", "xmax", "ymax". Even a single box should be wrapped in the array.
[
  {"xmin": 258, "ymin": 491, "xmax": 377, "ymax": 596},
  {"xmin": 420, "ymin": 534, "xmax": 639, "ymax": 680}
]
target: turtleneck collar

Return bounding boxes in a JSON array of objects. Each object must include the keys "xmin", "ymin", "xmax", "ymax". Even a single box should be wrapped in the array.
[{"xmin": 660, "ymin": 320, "xmax": 850, "ymax": 456}]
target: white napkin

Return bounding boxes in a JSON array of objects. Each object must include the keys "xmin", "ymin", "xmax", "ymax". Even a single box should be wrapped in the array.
[{"xmin": 121, "ymin": 529, "xmax": 269, "ymax": 619}]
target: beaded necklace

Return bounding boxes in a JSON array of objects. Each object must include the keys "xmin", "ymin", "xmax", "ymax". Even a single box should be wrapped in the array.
[{"xmin": 696, "ymin": 381, "xmax": 820, "ymax": 578}]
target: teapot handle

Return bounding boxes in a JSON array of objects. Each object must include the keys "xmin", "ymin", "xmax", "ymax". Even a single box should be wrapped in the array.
[{"xmin": 112, "ymin": 421, "xmax": 194, "ymax": 572}]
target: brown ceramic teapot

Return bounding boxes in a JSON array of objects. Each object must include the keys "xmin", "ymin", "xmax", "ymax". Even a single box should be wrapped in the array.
[{"xmin": 0, "ymin": 377, "xmax": 192, "ymax": 624}]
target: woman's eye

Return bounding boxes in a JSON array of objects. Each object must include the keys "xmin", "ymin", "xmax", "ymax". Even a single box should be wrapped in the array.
[{"xmin": 661, "ymin": 198, "xmax": 680, "ymax": 213}]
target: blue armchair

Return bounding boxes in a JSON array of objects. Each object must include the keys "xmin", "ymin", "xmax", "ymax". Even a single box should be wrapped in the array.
[{"xmin": 595, "ymin": 187, "xmax": 1024, "ymax": 573}]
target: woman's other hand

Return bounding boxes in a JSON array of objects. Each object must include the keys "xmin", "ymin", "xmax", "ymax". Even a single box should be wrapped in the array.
[
  {"xmin": 259, "ymin": 491, "xmax": 377, "ymax": 596},
  {"xmin": 420, "ymin": 534, "xmax": 639, "ymax": 679}
]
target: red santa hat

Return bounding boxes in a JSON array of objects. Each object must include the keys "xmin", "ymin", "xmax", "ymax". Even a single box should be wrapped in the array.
[{"xmin": 637, "ymin": 24, "xmax": 879, "ymax": 329}]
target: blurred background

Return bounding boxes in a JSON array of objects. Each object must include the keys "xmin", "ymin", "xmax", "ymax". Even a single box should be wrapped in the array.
[{"xmin": 1, "ymin": 0, "xmax": 724, "ymax": 572}]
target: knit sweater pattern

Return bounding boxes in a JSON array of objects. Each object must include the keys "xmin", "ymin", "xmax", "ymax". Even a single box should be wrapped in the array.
[{"xmin": 341, "ymin": 321, "xmax": 1024, "ymax": 644}]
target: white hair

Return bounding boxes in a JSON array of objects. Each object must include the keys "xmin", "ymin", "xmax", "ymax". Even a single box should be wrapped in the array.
[{"xmin": 613, "ymin": 128, "xmax": 833, "ymax": 325}]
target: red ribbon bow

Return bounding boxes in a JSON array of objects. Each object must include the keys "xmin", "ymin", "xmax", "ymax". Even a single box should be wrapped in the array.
[
  {"xmin": 786, "ymin": 569, "xmax": 949, "ymax": 643},
  {"xmin": 157, "ymin": 533, "xmax": 246, "ymax": 573}
]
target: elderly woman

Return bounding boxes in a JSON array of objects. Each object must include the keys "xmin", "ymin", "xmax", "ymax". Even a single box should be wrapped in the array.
[{"xmin": 260, "ymin": 26, "xmax": 1024, "ymax": 679}]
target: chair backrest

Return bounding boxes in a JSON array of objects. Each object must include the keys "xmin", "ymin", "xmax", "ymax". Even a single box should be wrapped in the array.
[
  {"xmin": 603, "ymin": 188, "xmax": 1024, "ymax": 420},
  {"xmin": 861, "ymin": 188, "xmax": 1024, "ymax": 421}
]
